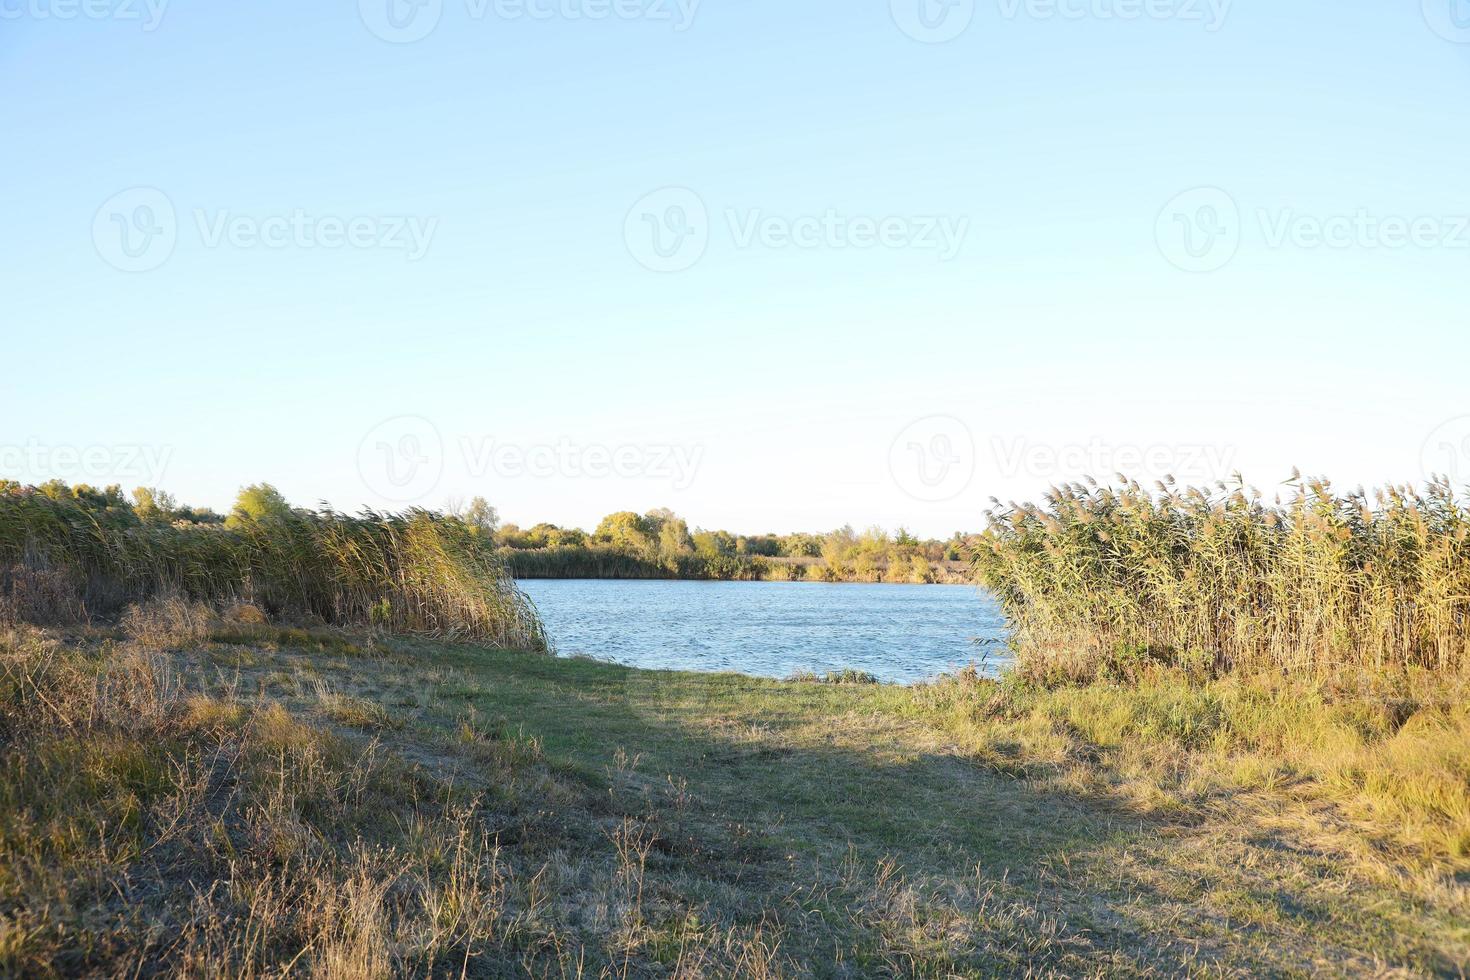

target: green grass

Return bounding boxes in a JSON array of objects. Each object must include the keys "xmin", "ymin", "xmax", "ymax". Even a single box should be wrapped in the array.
[{"xmin": 2, "ymin": 620, "xmax": 1467, "ymax": 976}]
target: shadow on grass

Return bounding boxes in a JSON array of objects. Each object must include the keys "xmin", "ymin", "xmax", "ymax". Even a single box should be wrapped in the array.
[
  {"xmin": 268, "ymin": 639, "xmax": 1465, "ymax": 976},
  {"xmin": 405, "ymin": 647, "xmax": 1252, "ymax": 972}
]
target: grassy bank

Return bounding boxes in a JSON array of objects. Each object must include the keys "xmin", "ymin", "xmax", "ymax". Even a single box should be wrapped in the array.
[{"xmin": 2, "ymin": 614, "xmax": 1465, "ymax": 976}]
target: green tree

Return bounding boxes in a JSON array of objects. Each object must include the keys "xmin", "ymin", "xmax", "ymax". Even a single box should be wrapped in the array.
[
  {"xmin": 132, "ymin": 486, "xmax": 178, "ymax": 524},
  {"xmin": 37, "ymin": 479, "xmax": 70, "ymax": 502},
  {"xmin": 595, "ymin": 511, "xmax": 657, "ymax": 556},
  {"xmin": 465, "ymin": 496, "xmax": 499, "ymax": 535},
  {"xmin": 692, "ymin": 529, "xmax": 736, "ymax": 559},
  {"xmin": 781, "ymin": 533, "xmax": 822, "ymax": 558},
  {"xmin": 227, "ymin": 483, "xmax": 292, "ymax": 527},
  {"xmin": 657, "ymin": 517, "xmax": 694, "ymax": 560}
]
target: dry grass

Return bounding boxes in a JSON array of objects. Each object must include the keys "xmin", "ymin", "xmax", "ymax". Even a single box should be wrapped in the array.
[
  {"xmin": 121, "ymin": 595, "xmax": 219, "ymax": 649},
  {"xmin": 223, "ymin": 601, "xmax": 270, "ymax": 625},
  {"xmin": 0, "ymin": 561, "xmax": 84, "ymax": 627},
  {"xmin": 0, "ymin": 626, "xmax": 817, "ymax": 977},
  {"xmin": 1, "ymin": 620, "xmax": 1466, "ymax": 975}
]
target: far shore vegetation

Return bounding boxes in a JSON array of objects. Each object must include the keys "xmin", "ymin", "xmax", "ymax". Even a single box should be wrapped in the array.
[
  {"xmin": 0, "ymin": 472, "xmax": 1466, "ymax": 973},
  {"xmin": 495, "ymin": 509, "xmax": 975, "ymax": 584}
]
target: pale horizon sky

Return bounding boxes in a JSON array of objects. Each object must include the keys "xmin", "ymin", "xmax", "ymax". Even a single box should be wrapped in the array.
[{"xmin": 4, "ymin": 1, "xmax": 1470, "ymax": 537}]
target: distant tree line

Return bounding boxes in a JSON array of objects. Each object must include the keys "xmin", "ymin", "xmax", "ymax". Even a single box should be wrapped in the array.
[
  {"xmin": 5, "ymin": 482, "xmax": 974, "ymax": 586},
  {"xmin": 495, "ymin": 508, "xmax": 976, "ymax": 584}
]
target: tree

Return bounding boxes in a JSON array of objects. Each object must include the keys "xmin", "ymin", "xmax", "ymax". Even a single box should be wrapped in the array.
[
  {"xmin": 132, "ymin": 486, "xmax": 178, "ymax": 524},
  {"xmin": 545, "ymin": 526, "xmax": 588, "ymax": 548},
  {"xmin": 692, "ymin": 529, "xmax": 736, "ymax": 559},
  {"xmin": 781, "ymin": 533, "xmax": 822, "ymax": 558},
  {"xmin": 595, "ymin": 511, "xmax": 657, "ymax": 556},
  {"xmin": 658, "ymin": 516, "xmax": 694, "ymax": 560},
  {"xmin": 37, "ymin": 479, "xmax": 70, "ymax": 502},
  {"xmin": 465, "ymin": 496, "xmax": 499, "ymax": 535},
  {"xmin": 227, "ymin": 483, "xmax": 292, "ymax": 527}
]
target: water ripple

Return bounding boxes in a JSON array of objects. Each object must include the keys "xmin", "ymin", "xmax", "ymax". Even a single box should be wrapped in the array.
[{"xmin": 517, "ymin": 580, "xmax": 1011, "ymax": 685}]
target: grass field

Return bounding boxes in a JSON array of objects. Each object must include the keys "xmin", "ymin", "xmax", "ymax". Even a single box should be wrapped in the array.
[{"xmin": 4, "ymin": 613, "xmax": 1466, "ymax": 976}]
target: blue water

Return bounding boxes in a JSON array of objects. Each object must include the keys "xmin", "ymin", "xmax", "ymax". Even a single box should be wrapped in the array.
[{"xmin": 516, "ymin": 580, "xmax": 1011, "ymax": 684}]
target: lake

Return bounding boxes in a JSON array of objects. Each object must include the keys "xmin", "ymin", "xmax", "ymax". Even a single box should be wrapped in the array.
[{"xmin": 516, "ymin": 579, "xmax": 1010, "ymax": 684}]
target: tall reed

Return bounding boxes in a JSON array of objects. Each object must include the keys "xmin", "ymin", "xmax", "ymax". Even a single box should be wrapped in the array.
[
  {"xmin": 973, "ymin": 475, "xmax": 1470, "ymax": 678},
  {"xmin": 0, "ymin": 485, "xmax": 547, "ymax": 650}
]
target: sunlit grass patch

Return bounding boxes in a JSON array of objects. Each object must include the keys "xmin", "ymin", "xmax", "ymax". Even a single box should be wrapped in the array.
[
  {"xmin": 924, "ymin": 665, "xmax": 1470, "ymax": 866},
  {"xmin": 311, "ymin": 681, "xmax": 405, "ymax": 731}
]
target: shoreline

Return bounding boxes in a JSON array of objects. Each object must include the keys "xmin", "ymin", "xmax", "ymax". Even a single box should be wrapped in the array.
[
  {"xmin": 512, "ymin": 574, "xmax": 974, "ymax": 586},
  {"xmin": 503, "ymin": 549, "xmax": 971, "ymax": 585}
]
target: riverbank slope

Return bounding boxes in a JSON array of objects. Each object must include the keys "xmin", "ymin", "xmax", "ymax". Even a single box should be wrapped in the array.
[{"xmin": 3, "ymin": 615, "xmax": 1464, "ymax": 975}]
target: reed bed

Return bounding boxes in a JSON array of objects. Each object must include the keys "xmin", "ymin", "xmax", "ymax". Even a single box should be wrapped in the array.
[
  {"xmin": 973, "ymin": 474, "xmax": 1470, "ymax": 679},
  {"xmin": 0, "ymin": 484, "xmax": 547, "ymax": 650}
]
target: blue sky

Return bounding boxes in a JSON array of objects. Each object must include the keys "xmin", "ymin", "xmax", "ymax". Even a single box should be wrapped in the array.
[{"xmin": 3, "ymin": 0, "xmax": 1469, "ymax": 537}]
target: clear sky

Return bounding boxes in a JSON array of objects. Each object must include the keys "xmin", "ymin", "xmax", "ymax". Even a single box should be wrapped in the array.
[{"xmin": 4, "ymin": 0, "xmax": 1469, "ymax": 537}]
